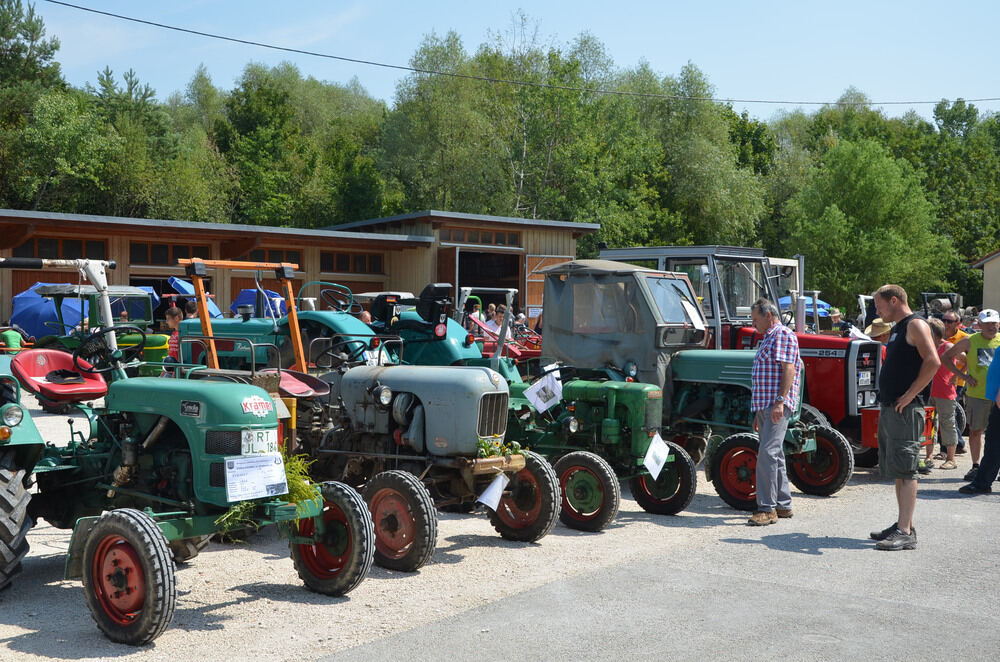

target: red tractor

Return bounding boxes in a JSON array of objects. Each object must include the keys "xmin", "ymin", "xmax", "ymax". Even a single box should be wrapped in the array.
[{"xmin": 600, "ymin": 246, "xmax": 882, "ymax": 465}]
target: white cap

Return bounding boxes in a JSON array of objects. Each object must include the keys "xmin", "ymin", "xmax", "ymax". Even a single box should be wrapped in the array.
[{"xmin": 979, "ymin": 309, "xmax": 1000, "ymax": 324}]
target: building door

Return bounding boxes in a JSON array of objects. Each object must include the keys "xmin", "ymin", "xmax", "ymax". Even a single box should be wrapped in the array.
[
  {"xmin": 524, "ymin": 255, "xmax": 572, "ymax": 327},
  {"xmin": 457, "ymin": 250, "xmax": 523, "ymax": 311}
]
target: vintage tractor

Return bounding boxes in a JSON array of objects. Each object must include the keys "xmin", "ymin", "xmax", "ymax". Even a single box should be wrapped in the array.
[
  {"xmin": 601, "ymin": 246, "xmax": 882, "ymax": 467},
  {"xmin": 538, "ymin": 259, "xmax": 855, "ymax": 511},
  {"xmin": 0, "ymin": 257, "xmax": 375, "ymax": 645},
  {"xmin": 176, "ymin": 259, "xmax": 560, "ymax": 572}
]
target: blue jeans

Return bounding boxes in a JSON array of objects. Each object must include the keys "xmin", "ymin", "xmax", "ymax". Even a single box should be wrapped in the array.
[
  {"xmin": 971, "ymin": 404, "xmax": 1000, "ymax": 488},
  {"xmin": 755, "ymin": 409, "xmax": 792, "ymax": 511}
]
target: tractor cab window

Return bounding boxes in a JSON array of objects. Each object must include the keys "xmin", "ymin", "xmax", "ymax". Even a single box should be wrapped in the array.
[
  {"xmin": 668, "ymin": 259, "xmax": 714, "ymax": 320},
  {"xmin": 643, "ymin": 276, "xmax": 703, "ymax": 327},
  {"xmin": 716, "ymin": 258, "xmax": 769, "ymax": 320},
  {"xmin": 571, "ymin": 279, "xmax": 638, "ymax": 334}
]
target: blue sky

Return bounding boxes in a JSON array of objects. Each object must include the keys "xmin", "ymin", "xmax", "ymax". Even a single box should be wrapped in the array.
[{"xmin": 36, "ymin": 1, "xmax": 1000, "ymax": 123}]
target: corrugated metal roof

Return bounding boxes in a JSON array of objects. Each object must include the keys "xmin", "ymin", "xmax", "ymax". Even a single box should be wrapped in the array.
[{"xmin": 329, "ymin": 209, "xmax": 601, "ymax": 232}]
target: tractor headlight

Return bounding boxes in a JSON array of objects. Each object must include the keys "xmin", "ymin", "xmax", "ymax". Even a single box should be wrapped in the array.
[
  {"xmin": 373, "ymin": 385, "xmax": 393, "ymax": 407},
  {"xmin": 2, "ymin": 405, "xmax": 23, "ymax": 427},
  {"xmin": 563, "ymin": 417, "xmax": 580, "ymax": 434},
  {"xmin": 866, "ymin": 391, "xmax": 877, "ymax": 406},
  {"xmin": 857, "ymin": 393, "xmax": 864, "ymax": 408}
]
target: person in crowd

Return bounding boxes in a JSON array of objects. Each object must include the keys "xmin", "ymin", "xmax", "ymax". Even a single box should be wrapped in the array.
[
  {"xmin": 359, "ymin": 310, "xmax": 373, "ymax": 325},
  {"xmin": 939, "ymin": 311, "xmax": 969, "ymax": 457},
  {"xmin": 184, "ymin": 299, "xmax": 199, "ymax": 319},
  {"xmin": 869, "ymin": 285, "xmax": 938, "ymax": 551},
  {"xmin": 942, "ymin": 309, "xmax": 1000, "ymax": 482},
  {"xmin": 958, "ymin": 339, "xmax": 1000, "ymax": 495},
  {"xmin": 160, "ymin": 306, "xmax": 183, "ymax": 376},
  {"xmin": 865, "ymin": 318, "xmax": 893, "ymax": 344},
  {"xmin": 747, "ymin": 298, "xmax": 801, "ymax": 526},
  {"xmin": 927, "ymin": 318, "xmax": 960, "ymax": 470},
  {"xmin": 0, "ymin": 322, "xmax": 24, "ymax": 354}
]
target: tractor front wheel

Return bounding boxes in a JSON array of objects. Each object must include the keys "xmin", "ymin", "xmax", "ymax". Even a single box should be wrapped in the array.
[
  {"xmin": 0, "ymin": 452, "xmax": 32, "ymax": 591},
  {"xmin": 291, "ymin": 481, "xmax": 374, "ymax": 596},
  {"xmin": 553, "ymin": 451, "xmax": 620, "ymax": 532},
  {"xmin": 629, "ymin": 441, "xmax": 697, "ymax": 515},
  {"xmin": 710, "ymin": 433, "xmax": 759, "ymax": 511},
  {"xmin": 787, "ymin": 425, "xmax": 854, "ymax": 496},
  {"xmin": 82, "ymin": 508, "xmax": 176, "ymax": 645},
  {"xmin": 487, "ymin": 451, "xmax": 559, "ymax": 542},
  {"xmin": 362, "ymin": 470, "xmax": 437, "ymax": 572}
]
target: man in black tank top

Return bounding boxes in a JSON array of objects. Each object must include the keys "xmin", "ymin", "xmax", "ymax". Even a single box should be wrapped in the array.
[{"xmin": 870, "ymin": 285, "xmax": 940, "ymax": 551}]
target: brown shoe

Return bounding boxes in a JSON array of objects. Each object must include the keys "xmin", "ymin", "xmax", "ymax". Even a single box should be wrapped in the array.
[
  {"xmin": 747, "ymin": 510, "xmax": 777, "ymax": 526},
  {"xmin": 776, "ymin": 507, "xmax": 793, "ymax": 518}
]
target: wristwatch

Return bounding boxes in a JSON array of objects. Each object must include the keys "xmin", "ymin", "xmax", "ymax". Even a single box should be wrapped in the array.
[{"xmin": 774, "ymin": 395, "xmax": 785, "ymax": 405}]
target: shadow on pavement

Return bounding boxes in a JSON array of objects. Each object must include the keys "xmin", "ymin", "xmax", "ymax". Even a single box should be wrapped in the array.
[{"xmin": 720, "ymin": 531, "xmax": 873, "ymax": 555}]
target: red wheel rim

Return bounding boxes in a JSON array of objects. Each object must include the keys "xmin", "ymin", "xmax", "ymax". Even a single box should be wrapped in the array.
[
  {"xmin": 559, "ymin": 465, "xmax": 604, "ymax": 522},
  {"xmin": 296, "ymin": 501, "xmax": 352, "ymax": 579},
  {"xmin": 791, "ymin": 434, "xmax": 841, "ymax": 485},
  {"xmin": 496, "ymin": 468, "xmax": 542, "ymax": 529},
  {"xmin": 369, "ymin": 487, "xmax": 416, "ymax": 559},
  {"xmin": 91, "ymin": 534, "xmax": 146, "ymax": 625},
  {"xmin": 719, "ymin": 447, "xmax": 756, "ymax": 502}
]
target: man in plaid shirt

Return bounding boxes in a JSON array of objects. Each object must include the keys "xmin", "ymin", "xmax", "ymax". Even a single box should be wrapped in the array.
[{"xmin": 748, "ymin": 298, "xmax": 801, "ymax": 526}]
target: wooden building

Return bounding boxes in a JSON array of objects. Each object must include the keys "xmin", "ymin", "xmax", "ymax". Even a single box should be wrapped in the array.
[
  {"xmin": 0, "ymin": 208, "xmax": 596, "ymax": 324},
  {"xmin": 973, "ymin": 248, "xmax": 1000, "ymax": 311}
]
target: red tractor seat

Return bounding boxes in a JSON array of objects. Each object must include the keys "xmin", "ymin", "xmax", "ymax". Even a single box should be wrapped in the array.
[
  {"xmin": 259, "ymin": 368, "xmax": 331, "ymax": 399},
  {"xmin": 11, "ymin": 349, "xmax": 108, "ymax": 402}
]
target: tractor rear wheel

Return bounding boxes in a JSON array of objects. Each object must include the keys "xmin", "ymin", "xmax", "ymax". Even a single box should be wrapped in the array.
[
  {"xmin": 82, "ymin": 508, "xmax": 176, "ymax": 645},
  {"xmin": 0, "ymin": 452, "xmax": 32, "ymax": 591},
  {"xmin": 362, "ymin": 470, "xmax": 437, "ymax": 572},
  {"xmin": 553, "ymin": 451, "xmax": 620, "ymax": 532},
  {"xmin": 629, "ymin": 441, "xmax": 697, "ymax": 515},
  {"xmin": 710, "ymin": 433, "xmax": 759, "ymax": 511},
  {"xmin": 291, "ymin": 481, "xmax": 374, "ymax": 596},
  {"xmin": 800, "ymin": 403, "xmax": 830, "ymax": 427},
  {"xmin": 168, "ymin": 535, "xmax": 212, "ymax": 564},
  {"xmin": 487, "ymin": 451, "xmax": 559, "ymax": 542},
  {"xmin": 788, "ymin": 425, "xmax": 855, "ymax": 496}
]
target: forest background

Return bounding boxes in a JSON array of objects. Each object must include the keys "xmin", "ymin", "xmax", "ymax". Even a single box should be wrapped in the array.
[{"xmin": 2, "ymin": 1, "xmax": 998, "ymax": 307}]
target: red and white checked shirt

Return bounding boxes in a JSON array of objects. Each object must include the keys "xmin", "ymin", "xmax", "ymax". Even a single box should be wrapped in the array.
[{"xmin": 751, "ymin": 323, "xmax": 801, "ymax": 412}]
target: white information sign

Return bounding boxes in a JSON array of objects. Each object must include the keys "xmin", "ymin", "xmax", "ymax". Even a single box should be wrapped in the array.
[
  {"xmin": 224, "ymin": 453, "xmax": 288, "ymax": 502},
  {"xmin": 524, "ymin": 371, "xmax": 563, "ymax": 414},
  {"xmin": 241, "ymin": 428, "xmax": 280, "ymax": 455},
  {"xmin": 681, "ymin": 299, "xmax": 706, "ymax": 331},
  {"xmin": 476, "ymin": 473, "xmax": 511, "ymax": 511},
  {"xmin": 642, "ymin": 433, "xmax": 671, "ymax": 481}
]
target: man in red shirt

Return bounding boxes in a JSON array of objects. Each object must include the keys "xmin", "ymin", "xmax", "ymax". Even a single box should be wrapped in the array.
[{"xmin": 161, "ymin": 306, "xmax": 183, "ymax": 375}]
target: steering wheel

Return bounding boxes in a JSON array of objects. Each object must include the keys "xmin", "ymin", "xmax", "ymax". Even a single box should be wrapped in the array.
[
  {"xmin": 72, "ymin": 324, "xmax": 147, "ymax": 373},
  {"xmin": 320, "ymin": 288, "xmax": 353, "ymax": 311},
  {"xmin": 531, "ymin": 364, "xmax": 576, "ymax": 384},
  {"xmin": 781, "ymin": 310, "xmax": 794, "ymax": 326},
  {"xmin": 315, "ymin": 336, "xmax": 369, "ymax": 368}
]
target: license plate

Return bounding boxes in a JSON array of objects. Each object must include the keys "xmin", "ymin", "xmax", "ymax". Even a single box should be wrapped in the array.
[
  {"xmin": 858, "ymin": 371, "xmax": 872, "ymax": 386},
  {"xmin": 242, "ymin": 428, "xmax": 280, "ymax": 455}
]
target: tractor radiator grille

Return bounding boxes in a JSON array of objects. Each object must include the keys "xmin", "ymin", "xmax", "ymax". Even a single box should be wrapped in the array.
[
  {"xmin": 477, "ymin": 392, "xmax": 508, "ymax": 437},
  {"xmin": 205, "ymin": 430, "xmax": 242, "ymax": 456},
  {"xmin": 209, "ymin": 462, "xmax": 225, "ymax": 487}
]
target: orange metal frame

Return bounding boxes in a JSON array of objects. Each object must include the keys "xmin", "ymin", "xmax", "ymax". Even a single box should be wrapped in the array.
[{"xmin": 177, "ymin": 258, "xmax": 306, "ymax": 372}]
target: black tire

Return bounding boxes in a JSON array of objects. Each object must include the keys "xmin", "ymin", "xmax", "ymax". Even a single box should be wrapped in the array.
[
  {"xmin": 362, "ymin": 470, "xmax": 437, "ymax": 572},
  {"xmin": 82, "ymin": 508, "xmax": 176, "ymax": 645},
  {"xmin": 628, "ymin": 441, "xmax": 697, "ymax": 515},
  {"xmin": 709, "ymin": 433, "xmax": 760, "ymax": 511},
  {"xmin": 487, "ymin": 451, "xmax": 560, "ymax": 542},
  {"xmin": 788, "ymin": 425, "xmax": 855, "ymax": 497},
  {"xmin": 0, "ymin": 453, "xmax": 32, "ymax": 591},
  {"xmin": 800, "ymin": 403, "xmax": 830, "ymax": 427},
  {"xmin": 847, "ymin": 435, "xmax": 879, "ymax": 468},
  {"xmin": 291, "ymin": 481, "xmax": 374, "ymax": 596},
  {"xmin": 168, "ymin": 535, "xmax": 212, "ymax": 564},
  {"xmin": 553, "ymin": 451, "xmax": 620, "ymax": 532}
]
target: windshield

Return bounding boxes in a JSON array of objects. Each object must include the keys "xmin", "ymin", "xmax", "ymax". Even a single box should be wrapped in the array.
[
  {"xmin": 570, "ymin": 279, "xmax": 640, "ymax": 334},
  {"xmin": 669, "ymin": 259, "xmax": 714, "ymax": 320},
  {"xmin": 716, "ymin": 258, "xmax": 770, "ymax": 318},
  {"xmin": 644, "ymin": 276, "xmax": 702, "ymax": 325}
]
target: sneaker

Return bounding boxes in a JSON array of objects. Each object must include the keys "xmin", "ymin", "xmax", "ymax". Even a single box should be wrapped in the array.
[
  {"xmin": 917, "ymin": 461, "xmax": 931, "ymax": 475},
  {"xmin": 958, "ymin": 483, "xmax": 992, "ymax": 495},
  {"xmin": 776, "ymin": 507, "xmax": 793, "ymax": 518},
  {"xmin": 747, "ymin": 510, "xmax": 777, "ymax": 526},
  {"xmin": 964, "ymin": 465, "xmax": 979, "ymax": 481},
  {"xmin": 875, "ymin": 527, "xmax": 917, "ymax": 551},
  {"xmin": 939, "ymin": 460, "xmax": 957, "ymax": 470},
  {"xmin": 870, "ymin": 522, "xmax": 897, "ymax": 541}
]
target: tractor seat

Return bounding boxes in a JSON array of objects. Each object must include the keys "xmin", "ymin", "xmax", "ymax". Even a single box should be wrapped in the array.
[
  {"xmin": 259, "ymin": 368, "xmax": 330, "ymax": 399},
  {"xmin": 11, "ymin": 349, "xmax": 108, "ymax": 402}
]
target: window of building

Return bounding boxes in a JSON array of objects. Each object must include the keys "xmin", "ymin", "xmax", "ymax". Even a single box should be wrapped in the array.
[
  {"xmin": 13, "ymin": 237, "xmax": 107, "ymax": 260},
  {"xmin": 319, "ymin": 251, "xmax": 385, "ymax": 274},
  {"xmin": 439, "ymin": 226, "xmax": 521, "ymax": 247},
  {"xmin": 246, "ymin": 248, "xmax": 301, "ymax": 266},
  {"xmin": 129, "ymin": 241, "xmax": 211, "ymax": 266}
]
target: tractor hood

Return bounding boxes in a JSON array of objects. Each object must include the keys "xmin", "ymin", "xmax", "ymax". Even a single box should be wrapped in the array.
[{"xmin": 106, "ymin": 377, "xmax": 279, "ymax": 427}]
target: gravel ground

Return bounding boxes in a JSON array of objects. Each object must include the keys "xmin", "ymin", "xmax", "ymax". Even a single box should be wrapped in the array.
[{"xmin": 2, "ymin": 393, "xmax": 998, "ymax": 661}]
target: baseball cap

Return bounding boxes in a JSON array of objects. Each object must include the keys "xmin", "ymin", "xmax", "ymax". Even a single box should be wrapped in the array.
[{"xmin": 979, "ymin": 309, "xmax": 1000, "ymax": 324}]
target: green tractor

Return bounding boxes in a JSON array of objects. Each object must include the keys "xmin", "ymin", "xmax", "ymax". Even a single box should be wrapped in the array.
[
  {"xmin": 532, "ymin": 260, "xmax": 854, "ymax": 512},
  {"xmin": 0, "ymin": 257, "xmax": 375, "ymax": 645}
]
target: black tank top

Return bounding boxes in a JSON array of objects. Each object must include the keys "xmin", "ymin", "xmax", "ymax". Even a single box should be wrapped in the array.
[{"xmin": 878, "ymin": 314, "xmax": 927, "ymax": 406}]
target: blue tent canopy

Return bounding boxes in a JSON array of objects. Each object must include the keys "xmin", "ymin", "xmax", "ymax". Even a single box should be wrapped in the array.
[
  {"xmin": 11, "ymin": 282, "xmax": 89, "ymax": 338},
  {"xmin": 168, "ymin": 277, "xmax": 224, "ymax": 318},
  {"xmin": 230, "ymin": 289, "xmax": 286, "ymax": 318},
  {"xmin": 779, "ymin": 295, "xmax": 832, "ymax": 316}
]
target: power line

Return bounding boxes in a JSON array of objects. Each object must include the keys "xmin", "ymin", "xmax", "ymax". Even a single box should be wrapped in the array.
[{"xmin": 43, "ymin": 0, "xmax": 1000, "ymax": 108}]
